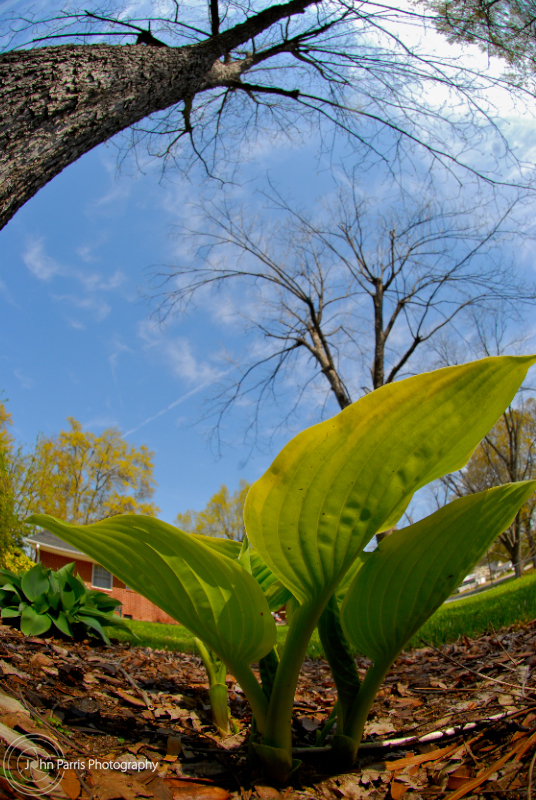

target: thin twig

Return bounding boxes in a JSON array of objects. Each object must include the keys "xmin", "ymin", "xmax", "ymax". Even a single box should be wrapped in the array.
[
  {"xmin": 293, "ymin": 718, "xmax": 488, "ymax": 754},
  {"xmin": 119, "ymin": 666, "xmax": 154, "ymax": 709},
  {"xmin": 529, "ymin": 750, "xmax": 536, "ymax": 800},
  {"xmin": 422, "ymin": 640, "xmax": 536, "ymax": 696},
  {"xmin": 74, "ymin": 767, "xmax": 94, "ymax": 800},
  {"xmin": 19, "ymin": 691, "xmax": 90, "ymax": 754},
  {"xmin": 489, "ymin": 622, "xmax": 522, "ymax": 669},
  {"xmin": 357, "ymin": 705, "xmax": 536, "ymax": 751}
]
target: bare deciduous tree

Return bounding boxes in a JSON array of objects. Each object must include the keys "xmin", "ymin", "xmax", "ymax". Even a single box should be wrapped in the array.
[
  {"xmin": 439, "ymin": 399, "xmax": 536, "ymax": 578},
  {"xmin": 0, "ymin": 0, "xmax": 531, "ymax": 231},
  {"xmin": 152, "ymin": 178, "xmax": 536, "ymax": 446}
]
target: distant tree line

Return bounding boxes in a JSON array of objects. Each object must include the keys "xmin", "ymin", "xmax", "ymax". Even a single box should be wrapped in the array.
[{"xmin": 4, "ymin": 393, "xmax": 536, "ymax": 578}]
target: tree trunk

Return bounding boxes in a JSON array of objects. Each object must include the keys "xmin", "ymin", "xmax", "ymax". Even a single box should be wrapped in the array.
[
  {"xmin": 525, "ymin": 525, "xmax": 536, "ymax": 570},
  {"xmin": 372, "ymin": 283, "xmax": 385, "ymax": 390},
  {"xmin": 499, "ymin": 525, "xmax": 523, "ymax": 578},
  {"xmin": 308, "ymin": 327, "xmax": 352, "ymax": 410},
  {"xmin": 513, "ymin": 537, "xmax": 523, "ymax": 578},
  {"xmin": 512, "ymin": 514, "xmax": 524, "ymax": 578},
  {"xmin": 0, "ymin": 0, "xmax": 317, "ymax": 230},
  {"xmin": 1, "ymin": 45, "xmax": 209, "ymax": 230}
]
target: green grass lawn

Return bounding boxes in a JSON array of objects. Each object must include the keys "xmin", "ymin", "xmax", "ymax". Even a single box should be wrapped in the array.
[
  {"xmin": 406, "ymin": 569, "xmax": 536, "ymax": 649},
  {"xmin": 110, "ymin": 618, "xmax": 322, "ymax": 656},
  {"xmin": 108, "ymin": 570, "xmax": 536, "ymax": 656}
]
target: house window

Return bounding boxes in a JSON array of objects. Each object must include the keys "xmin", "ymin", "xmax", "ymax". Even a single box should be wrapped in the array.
[{"xmin": 92, "ymin": 564, "xmax": 113, "ymax": 590}]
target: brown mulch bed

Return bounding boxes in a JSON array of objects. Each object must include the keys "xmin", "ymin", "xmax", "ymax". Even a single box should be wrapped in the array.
[{"xmin": 1, "ymin": 620, "xmax": 536, "ymax": 799}]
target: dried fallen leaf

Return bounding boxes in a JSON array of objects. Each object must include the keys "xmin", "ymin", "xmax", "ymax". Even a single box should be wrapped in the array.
[
  {"xmin": 60, "ymin": 769, "xmax": 81, "ymax": 800},
  {"xmin": 497, "ymin": 694, "xmax": 515, "ymax": 706},
  {"xmin": 385, "ymin": 743, "xmax": 458, "ymax": 772},
  {"xmin": 390, "ymin": 780, "xmax": 408, "ymax": 799},
  {"xmin": 89, "ymin": 770, "xmax": 154, "ymax": 800},
  {"xmin": 127, "ymin": 743, "xmax": 147, "ymax": 755},
  {"xmin": 391, "ymin": 697, "xmax": 423, "ymax": 708},
  {"xmin": 298, "ymin": 716, "xmax": 321, "ymax": 732},
  {"xmin": 447, "ymin": 735, "xmax": 527, "ymax": 800},
  {"xmin": 365, "ymin": 720, "xmax": 396, "ymax": 736},
  {"xmin": 165, "ymin": 778, "xmax": 230, "ymax": 800},
  {"xmin": 254, "ymin": 784, "xmax": 281, "ymax": 799},
  {"xmin": 0, "ymin": 721, "xmax": 50, "ymax": 754},
  {"xmin": 114, "ymin": 688, "xmax": 147, "ymax": 708},
  {"xmin": 166, "ymin": 737, "xmax": 182, "ymax": 757},
  {"xmin": 447, "ymin": 766, "xmax": 474, "ymax": 790},
  {"xmin": 0, "ymin": 711, "xmax": 47, "ymax": 737},
  {"xmin": 218, "ymin": 732, "xmax": 246, "ymax": 751},
  {"xmin": 0, "ymin": 689, "xmax": 29, "ymax": 716},
  {"xmin": 0, "ymin": 659, "xmax": 30, "ymax": 679},
  {"xmin": 30, "ymin": 653, "xmax": 55, "ymax": 670}
]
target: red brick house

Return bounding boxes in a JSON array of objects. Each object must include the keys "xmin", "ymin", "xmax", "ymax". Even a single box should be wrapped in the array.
[{"xmin": 26, "ymin": 530, "xmax": 177, "ymax": 625}]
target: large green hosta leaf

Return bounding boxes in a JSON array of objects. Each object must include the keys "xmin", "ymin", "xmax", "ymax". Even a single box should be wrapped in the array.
[
  {"xmin": 341, "ymin": 481, "xmax": 536, "ymax": 665},
  {"xmin": 27, "ymin": 514, "xmax": 276, "ymax": 669},
  {"xmin": 21, "ymin": 564, "xmax": 49, "ymax": 601},
  {"xmin": 245, "ymin": 356, "xmax": 536, "ymax": 605},
  {"xmin": 193, "ymin": 534, "xmax": 292, "ymax": 612}
]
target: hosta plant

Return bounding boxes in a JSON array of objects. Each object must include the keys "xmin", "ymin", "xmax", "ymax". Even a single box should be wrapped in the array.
[
  {"xmin": 29, "ymin": 356, "xmax": 536, "ymax": 783},
  {"xmin": 0, "ymin": 561, "xmax": 129, "ymax": 644}
]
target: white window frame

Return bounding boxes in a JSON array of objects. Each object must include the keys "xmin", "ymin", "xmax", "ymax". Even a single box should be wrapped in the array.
[{"xmin": 92, "ymin": 563, "xmax": 113, "ymax": 591}]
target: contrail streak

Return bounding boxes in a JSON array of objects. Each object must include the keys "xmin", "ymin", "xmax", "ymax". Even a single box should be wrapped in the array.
[{"xmin": 124, "ymin": 378, "xmax": 219, "ymax": 436}]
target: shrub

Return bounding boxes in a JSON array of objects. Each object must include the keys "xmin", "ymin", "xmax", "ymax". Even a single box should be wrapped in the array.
[
  {"xmin": 0, "ymin": 561, "xmax": 129, "ymax": 643},
  {"xmin": 0, "ymin": 548, "xmax": 35, "ymax": 573}
]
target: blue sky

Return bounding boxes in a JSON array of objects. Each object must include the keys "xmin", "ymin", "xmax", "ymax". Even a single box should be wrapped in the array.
[
  {"xmin": 1, "ymin": 131, "xmax": 350, "ymax": 523},
  {"xmin": 3, "ymin": 8, "xmax": 536, "ymax": 526}
]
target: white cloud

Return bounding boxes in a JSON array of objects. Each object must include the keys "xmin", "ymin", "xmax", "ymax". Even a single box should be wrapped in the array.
[
  {"xmin": 166, "ymin": 338, "xmax": 219, "ymax": 383},
  {"xmin": 78, "ymin": 269, "xmax": 125, "ymax": 292},
  {"xmin": 138, "ymin": 320, "xmax": 220, "ymax": 384},
  {"xmin": 23, "ymin": 239, "xmax": 63, "ymax": 281},
  {"xmin": 128, "ymin": 321, "xmax": 234, "ymax": 434},
  {"xmin": 21, "ymin": 238, "xmax": 129, "ymax": 327},
  {"xmin": 76, "ymin": 244, "xmax": 99, "ymax": 263}
]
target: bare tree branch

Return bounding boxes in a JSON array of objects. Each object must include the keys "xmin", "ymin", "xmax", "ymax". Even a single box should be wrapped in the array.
[
  {"xmin": 2, "ymin": 0, "xmax": 535, "ymax": 229},
  {"xmin": 149, "ymin": 172, "xmax": 535, "ymax": 447}
]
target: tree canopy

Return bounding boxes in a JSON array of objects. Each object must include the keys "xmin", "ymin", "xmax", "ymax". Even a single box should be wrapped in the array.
[
  {"xmin": 8, "ymin": 415, "xmax": 159, "ymax": 525},
  {"xmin": 0, "ymin": 403, "xmax": 26, "ymax": 561},
  {"xmin": 1, "ymin": 0, "xmax": 532, "ymax": 231},
  {"xmin": 176, "ymin": 480, "xmax": 250, "ymax": 540},
  {"xmin": 428, "ymin": 0, "xmax": 536, "ymax": 83}
]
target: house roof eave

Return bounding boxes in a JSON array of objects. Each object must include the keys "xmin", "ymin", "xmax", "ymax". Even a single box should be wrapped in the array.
[{"xmin": 24, "ymin": 538, "xmax": 95, "ymax": 564}]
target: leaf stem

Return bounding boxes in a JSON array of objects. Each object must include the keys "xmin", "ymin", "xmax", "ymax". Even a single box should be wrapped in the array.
[
  {"xmin": 332, "ymin": 658, "xmax": 390, "ymax": 767},
  {"xmin": 317, "ymin": 595, "xmax": 360, "ymax": 730},
  {"xmin": 231, "ymin": 661, "xmax": 269, "ymax": 732},
  {"xmin": 263, "ymin": 601, "xmax": 318, "ymax": 752}
]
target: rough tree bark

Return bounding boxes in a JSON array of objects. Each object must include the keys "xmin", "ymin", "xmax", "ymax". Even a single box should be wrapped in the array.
[{"xmin": 0, "ymin": 0, "xmax": 316, "ymax": 231}]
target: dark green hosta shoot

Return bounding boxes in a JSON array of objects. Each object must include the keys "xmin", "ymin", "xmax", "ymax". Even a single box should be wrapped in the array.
[
  {"xmin": 29, "ymin": 356, "xmax": 536, "ymax": 782},
  {"xmin": 0, "ymin": 562, "xmax": 129, "ymax": 643}
]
